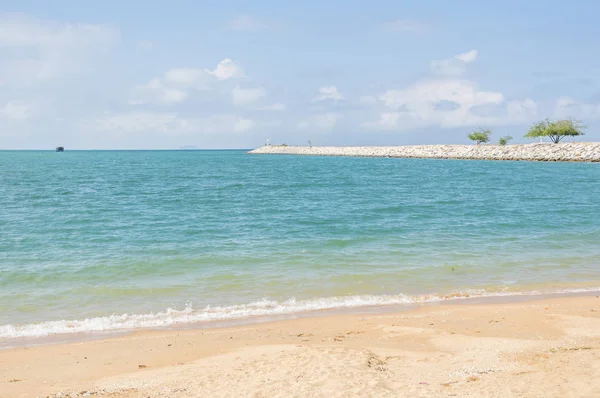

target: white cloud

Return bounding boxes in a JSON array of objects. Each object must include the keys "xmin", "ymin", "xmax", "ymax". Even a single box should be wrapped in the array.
[
  {"xmin": 359, "ymin": 96, "xmax": 378, "ymax": 105},
  {"xmin": 455, "ymin": 50, "xmax": 478, "ymax": 63},
  {"xmin": 165, "ymin": 68, "xmax": 209, "ymax": 86},
  {"xmin": 232, "ymin": 86, "xmax": 266, "ymax": 106},
  {"xmin": 257, "ymin": 103, "xmax": 286, "ymax": 111},
  {"xmin": 380, "ymin": 79, "xmax": 503, "ymax": 111},
  {"xmin": 554, "ymin": 96, "xmax": 600, "ymax": 119},
  {"xmin": 0, "ymin": 100, "xmax": 31, "ymax": 120},
  {"xmin": 430, "ymin": 50, "xmax": 478, "ymax": 76},
  {"xmin": 0, "ymin": 13, "xmax": 119, "ymax": 48},
  {"xmin": 226, "ymin": 15, "xmax": 266, "ymax": 32},
  {"xmin": 129, "ymin": 78, "xmax": 187, "ymax": 105},
  {"xmin": 365, "ymin": 79, "xmax": 538, "ymax": 130},
  {"xmin": 312, "ymin": 86, "xmax": 344, "ymax": 102},
  {"xmin": 366, "ymin": 112, "xmax": 401, "ymax": 129},
  {"xmin": 206, "ymin": 58, "xmax": 245, "ymax": 80},
  {"xmin": 89, "ymin": 111, "xmax": 186, "ymax": 134},
  {"xmin": 129, "ymin": 58, "xmax": 245, "ymax": 105},
  {"xmin": 381, "ymin": 19, "xmax": 430, "ymax": 34},
  {"xmin": 0, "ymin": 13, "xmax": 120, "ymax": 84},
  {"xmin": 231, "ymin": 86, "xmax": 285, "ymax": 111},
  {"xmin": 88, "ymin": 112, "xmax": 257, "ymax": 136},
  {"xmin": 363, "ymin": 49, "xmax": 541, "ymax": 131},
  {"xmin": 298, "ymin": 113, "xmax": 341, "ymax": 132},
  {"xmin": 314, "ymin": 113, "xmax": 340, "ymax": 130},
  {"xmin": 506, "ymin": 99, "xmax": 538, "ymax": 121},
  {"xmin": 233, "ymin": 118, "xmax": 255, "ymax": 133}
]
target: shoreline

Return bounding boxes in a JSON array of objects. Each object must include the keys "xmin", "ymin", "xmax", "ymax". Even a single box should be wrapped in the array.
[
  {"xmin": 248, "ymin": 142, "xmax": 600, "ymax": 162},
  {"xmin": 2, "ymin": 293, "xmax": 599, "ymax": 397},
  {"xmin": 2, "ymin": 286, "xmax": 600, "ymax": 350},
  {"xmin": 2, "ymin": 287, "xmax": 599, "ymax": 349}
]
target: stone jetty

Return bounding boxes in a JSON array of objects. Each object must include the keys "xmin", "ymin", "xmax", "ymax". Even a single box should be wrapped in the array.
[{"xmin": 248, "ymin": 142, "xmax": 600, "ymax": 162}]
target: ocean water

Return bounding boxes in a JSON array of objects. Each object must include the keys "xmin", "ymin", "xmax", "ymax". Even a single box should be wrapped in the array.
[{"xmin": 1, "ymin": 150, "xmax": 599, "ymax": 342}]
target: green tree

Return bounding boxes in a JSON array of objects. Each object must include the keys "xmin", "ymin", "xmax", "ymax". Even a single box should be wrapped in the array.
[
  {"xmin": 498, "ymin": 135, "xmax": 513, "ymax": 146},
  {"xmin": 524, "ymin": 118, "xmax": 585, "ymax": 144},
  {"xmin": 468, "ymin": 128, "xmax": 492, "ymax": 145}
]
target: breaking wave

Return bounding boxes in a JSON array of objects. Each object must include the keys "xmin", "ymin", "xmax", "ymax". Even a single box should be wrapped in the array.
[{"xmin": 1, "ymin": 287, "xmax": 598, "ymax": 340}]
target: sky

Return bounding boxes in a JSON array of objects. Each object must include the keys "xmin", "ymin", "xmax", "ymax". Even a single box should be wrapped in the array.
[{"xmin": 1, "ymin": 0, "xmax": 600, "ymax": 149}]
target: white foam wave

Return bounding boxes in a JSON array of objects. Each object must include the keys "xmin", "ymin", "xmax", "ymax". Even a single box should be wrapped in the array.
[{"xmin": 1, "ymin": 287, "xmax": 598, "ymax": 340}]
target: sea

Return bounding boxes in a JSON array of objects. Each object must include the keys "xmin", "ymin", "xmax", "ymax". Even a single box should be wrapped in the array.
[{"xmin": 1, "ymin": 150, "xmax": 599, "ymax": 346}]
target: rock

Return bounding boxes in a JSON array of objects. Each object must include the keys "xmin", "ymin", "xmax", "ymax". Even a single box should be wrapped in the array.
[{"xmin": 247, "ymin": 142, "xmax": 600, "ymax": 162}]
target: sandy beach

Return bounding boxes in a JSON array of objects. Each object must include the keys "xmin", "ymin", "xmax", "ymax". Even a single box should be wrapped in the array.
[{"xmin": 2, "ymin": 295, "xmax": 599, "ymax": 398}]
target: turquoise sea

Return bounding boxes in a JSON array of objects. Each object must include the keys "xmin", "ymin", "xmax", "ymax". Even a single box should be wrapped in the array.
[{"xmin": 1, "ymin": 150, "xmax": 599, "ymax": 343}]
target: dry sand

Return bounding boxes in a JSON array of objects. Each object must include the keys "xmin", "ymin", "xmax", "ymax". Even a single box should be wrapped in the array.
[{"xmin": 1, "ymin": 295, "xmax": 600, "ymax": 398}]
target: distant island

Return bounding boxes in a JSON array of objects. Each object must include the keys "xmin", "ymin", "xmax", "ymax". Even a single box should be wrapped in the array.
[{"xmin": 248, "ymin": 142, "xmax": 600, "ymax": 162}]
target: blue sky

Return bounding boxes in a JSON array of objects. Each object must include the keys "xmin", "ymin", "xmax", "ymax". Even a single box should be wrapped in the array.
[{"xmin": 1, "ymin": 0, "xmax": 600, "ymax": 149}]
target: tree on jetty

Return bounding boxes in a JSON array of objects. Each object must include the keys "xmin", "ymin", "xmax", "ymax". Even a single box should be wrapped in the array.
[
  {"xmin": 468, "ymin": 128, "xmax": 492, "ymax": 144},
  {"xmin": 524, "ymin": 118, "xmax": 585, "ymax": 144},
  {"xmin": 498, "ymin": 136, "xmax": 513, "ymax": 146}
]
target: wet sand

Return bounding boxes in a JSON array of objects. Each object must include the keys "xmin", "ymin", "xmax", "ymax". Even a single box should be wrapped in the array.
[{"xmin": 2, "ymin": 295, "xmax": 599, "ymax": 397}]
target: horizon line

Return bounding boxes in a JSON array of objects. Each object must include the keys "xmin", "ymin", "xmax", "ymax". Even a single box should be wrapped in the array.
[{"xmin": 0, "ymin": 148, "xmax": 255, "ymax": 151}]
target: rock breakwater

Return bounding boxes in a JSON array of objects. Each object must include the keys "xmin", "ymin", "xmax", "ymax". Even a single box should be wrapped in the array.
[{"xmin": 248, "ymin": 142, "xmax": 600, "ymax": 162}]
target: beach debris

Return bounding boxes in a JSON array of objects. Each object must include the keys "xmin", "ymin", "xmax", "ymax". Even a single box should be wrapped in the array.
[
  {"xmin": 42, "ymin": 388, "xmax": 141, "ymax": 397},
  {"xmin": 8, "ymin": 379, "xmax": 22, "ymax": 382},
  {"xmin": 419, "ymin": 382, "xmax": 429, "ymax": 385},
  {"xmin": 367, "ymin": 354, "xmax": 390, "ymax": 374},
  {"xmin": 514, "ymin": 371, "xmax": 534, "ymax": 376},
  {"xmin": 43, "ymin": 388, "xmax": 136, "ymax": 397},
  {"xmin": 467, "ymin": 376, "xmax": 480, "ymax": 382},
  {"xmin": 548, "ymin": 346, "xmax": 592, "ymax": 353},
  {"xmin": 138, "ymin": 364, "xmax": 147, "ymax": 369},
  {"xmin": 441, "ymin": 381, "xmax": 458, "ymax": 387}
]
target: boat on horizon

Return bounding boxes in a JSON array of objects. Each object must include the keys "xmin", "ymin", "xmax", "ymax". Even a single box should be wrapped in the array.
[{"xmin": 56, "ymin": 146, "xmax": 64, "ymax": 152}]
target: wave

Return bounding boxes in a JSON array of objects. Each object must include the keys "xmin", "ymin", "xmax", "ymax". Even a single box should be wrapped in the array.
[{"xmin": 1, "ymin": 287, "xmax": 598, "ymax": 340}]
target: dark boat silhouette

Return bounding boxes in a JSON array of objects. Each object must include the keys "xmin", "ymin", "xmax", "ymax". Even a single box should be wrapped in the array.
[{"xmin": 56, "ymin": 146, "xmax": 64, "ymax": 152}]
